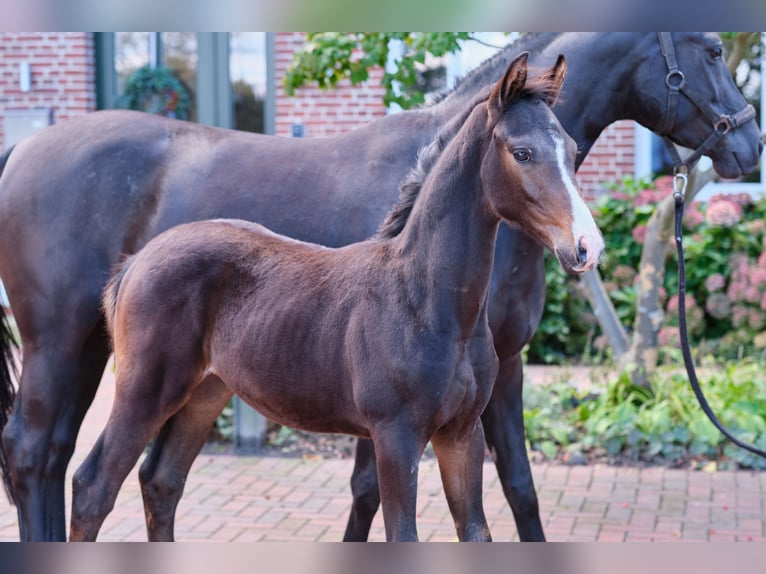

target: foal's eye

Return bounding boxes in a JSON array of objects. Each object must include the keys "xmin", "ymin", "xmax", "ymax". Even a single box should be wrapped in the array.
[
  {"xmin": 709, "ymin": 46, "xmax": 723, "ymax": 61},
  {"xmin": 512, "ymin": 148, "xmax": 531, "ymax": 163}
]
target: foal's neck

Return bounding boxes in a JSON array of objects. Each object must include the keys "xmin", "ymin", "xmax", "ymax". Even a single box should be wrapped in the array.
[{"xmin": 389, "ymin": 109, "xmax": 498, "ymax": 335}]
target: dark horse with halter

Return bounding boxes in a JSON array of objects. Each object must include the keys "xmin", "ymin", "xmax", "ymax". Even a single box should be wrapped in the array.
[
  {"xmin": 69, "ymin": 54, "xmax": 603, "ymax": 542},
  {"xmin": 0, "ymin": 33, "xmax": 761, "ymax": 541}
]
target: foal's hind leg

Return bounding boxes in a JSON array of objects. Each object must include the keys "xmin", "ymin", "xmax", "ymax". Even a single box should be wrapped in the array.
[
  {"xmin": 70, "ymin": 361, "xmax": 201, "ymax": 542},
  {"xmin": 431, "ymin": 420, "xmax": 492, "ymax": 542},
  {"xmin": 138, "ymin": 375, "xmax": 233, "ymax": 541},
  {"xmin": 342, "ymin": 438, "xmax": 380, "ymax": 541}
]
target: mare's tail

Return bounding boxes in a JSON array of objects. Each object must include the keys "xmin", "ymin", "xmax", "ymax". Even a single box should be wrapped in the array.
[
  {"xmin": 0, "ymin": 315, "xmax": 18, "ymax": 504},
  {"xmin": 0, "ymin": 144, "xmax": 19, "ymax": 504}
]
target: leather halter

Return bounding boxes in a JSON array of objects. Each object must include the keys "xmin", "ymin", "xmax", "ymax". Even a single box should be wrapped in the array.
[{"xmin": 658, "ymin": 32, "xmax": 756, "ymax": 175}]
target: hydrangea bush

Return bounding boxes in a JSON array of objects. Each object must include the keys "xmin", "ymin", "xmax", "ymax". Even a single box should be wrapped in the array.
[{"xmin": 529, "ymin": 175, "xmax": 766, "ymax": 363}]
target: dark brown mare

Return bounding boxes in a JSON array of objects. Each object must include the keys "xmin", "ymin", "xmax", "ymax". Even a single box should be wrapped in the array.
[
  {"xmin": 0, "ymin": 33, "xmax": 761, "ymax": 542},
  {"xmin": 68, "ymin": 55, "xmax": 602, "ymax": 542}
]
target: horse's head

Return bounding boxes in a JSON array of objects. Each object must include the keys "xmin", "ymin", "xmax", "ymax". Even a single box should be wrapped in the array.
[
  {"xmin": 482, "ymin": 53, "xmax": 604, "ymax": 274},
  {"xmin": 635, "ymin": 32, "xmax": 762, "ymax": 179}
]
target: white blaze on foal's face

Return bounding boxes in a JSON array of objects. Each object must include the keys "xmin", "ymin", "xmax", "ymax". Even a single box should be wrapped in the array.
[{"xmin": 551, "ymin": 131, "xmax": 604, "ymax": 271}]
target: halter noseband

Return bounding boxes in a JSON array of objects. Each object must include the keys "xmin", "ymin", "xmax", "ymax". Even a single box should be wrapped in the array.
[{"xmin": 657, "ymin": 32, "xmax": 756, "ymax": 175}]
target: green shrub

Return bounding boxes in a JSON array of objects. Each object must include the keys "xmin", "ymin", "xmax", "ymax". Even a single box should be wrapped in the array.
[{"xmin": 523, "ymin": 361, "xmax": 766, "ymax": 469}]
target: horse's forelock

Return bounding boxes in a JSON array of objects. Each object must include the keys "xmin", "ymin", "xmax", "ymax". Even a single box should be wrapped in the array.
[{"xmin": 515, "ymin": 73, "xmax": 566, "ymax": 107}]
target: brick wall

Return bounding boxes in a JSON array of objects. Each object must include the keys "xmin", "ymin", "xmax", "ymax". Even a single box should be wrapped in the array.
[
  {"xmin": 577, "ymin": 120, "xmax": 636, "ymax": 201},
  {"xmin": 274, "ymin": 32, "xmax": 634, "ymax": 195},
  {"xmin": 0, "ymin": 32, "xmax": 636, "ymax": 196},
  {"xmin": 274, "ymin": 32, "xmax": 388, "ymax": 137},
  {"xmin": 0, "ymin": 32, "xmax": 96, "ymax": 149}
]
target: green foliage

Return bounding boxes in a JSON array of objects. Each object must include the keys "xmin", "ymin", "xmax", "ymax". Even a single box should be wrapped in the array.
[
  {"xmin": 211, "ymin": 401, "xmax": 234, "ymax": 442},
  {"xmin": 284, "ymin": 33, "xmax": 473, "ymax": 109},
  {"xmin": 530, "ymin": 174, "xmax": 766, "ymax": 364},
  {"xmin": 523, "ymin": 361, "xmax": 766, "ymax": 469},
  {"xmin": 115, "ymin": 65, "xmax": 192, "ymax": 121},
  {"xmin": 526, "ymin": 254, "xmax": 597, "ymax": 364}
]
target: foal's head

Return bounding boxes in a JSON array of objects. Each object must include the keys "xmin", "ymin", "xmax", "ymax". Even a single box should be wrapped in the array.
[{"xmin": 481, "ymin": 53, "xmax": 604, "ymax": 274}]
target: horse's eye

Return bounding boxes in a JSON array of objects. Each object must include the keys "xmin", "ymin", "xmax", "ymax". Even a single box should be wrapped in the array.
[
  {"xmin": 512, "ymin": 148, "xmax": 531, "ymax": 163},
  {"xmin": 710, "ymin": 46, "xmax": 723, "ymax": 61}
]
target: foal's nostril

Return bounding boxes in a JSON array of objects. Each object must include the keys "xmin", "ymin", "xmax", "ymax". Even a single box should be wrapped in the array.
[{"xmin": 577, "ymin": 237, "xmax": 588, "ymax": 266}]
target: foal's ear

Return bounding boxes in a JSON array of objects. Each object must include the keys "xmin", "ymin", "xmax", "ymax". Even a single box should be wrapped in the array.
[
  {"xmin": 489, "ymin": 52, "xmax": 529, "ymax": 114},
  {"xmin": 541, "ymin": 54, "xmax": 567, "ymax": 108}
]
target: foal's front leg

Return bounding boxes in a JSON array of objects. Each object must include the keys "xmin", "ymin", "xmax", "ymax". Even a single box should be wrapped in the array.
[
  {"xmin": 369, "ymin": 422, "xmax": 427, "ymax": 541},
  {"xmin": 431, "ymin": 420, "xmax": 492, "ymax": 542}
]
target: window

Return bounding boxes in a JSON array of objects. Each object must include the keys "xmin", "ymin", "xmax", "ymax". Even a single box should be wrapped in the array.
[{"xmin": 229, "ymin": 32, "xmax": 267, "ymax": 133}]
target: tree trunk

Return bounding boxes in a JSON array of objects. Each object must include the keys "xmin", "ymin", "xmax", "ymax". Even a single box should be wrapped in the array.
[
  {"xmin": 581, "ymin": 164, "xmax": 716, "ymax": 386},
  {"xmin": 580, "ymin": 268, "xmax": 630, "ymax": 359}
]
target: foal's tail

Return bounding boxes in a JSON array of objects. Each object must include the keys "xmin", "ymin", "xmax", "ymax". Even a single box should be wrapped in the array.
[
  {"xmin": 0, "ymin": 144, "xmax": 19, "ymax": 504},
  {"xmin": 102, "ymin": 255, "xmax": 136, "ymax": 342}
]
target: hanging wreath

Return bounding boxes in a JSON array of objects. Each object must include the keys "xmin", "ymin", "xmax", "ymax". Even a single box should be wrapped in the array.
[{"xmin": 115, "ymin": 65, "xmax": 191, "ymax": 121}]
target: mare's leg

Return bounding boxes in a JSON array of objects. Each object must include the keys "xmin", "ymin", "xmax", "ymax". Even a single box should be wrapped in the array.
[
  {"xmin": 342, "ymin": 438, "xmax": 380, "ymax": 542},
  {"xmin": 70, "ymin": 359, "xmax": 200, "ymax": 542},
  {"xmin": 139, "ymin": 375, "xmax": 233, "ymax": 541},
  {"xmin": 2, "ymin": 319, "xmax": 110, "ymax": 541},
  {"xmin": 431, "ymin": 421, "xmax": 492, "ymax": 542},
  {"xmin": 481, "ymin": 353, "xmax": 545, "ymax": 541},
  {"xmin": 369, "ymin": 422, "xmax": 427, "ymax": 541}
]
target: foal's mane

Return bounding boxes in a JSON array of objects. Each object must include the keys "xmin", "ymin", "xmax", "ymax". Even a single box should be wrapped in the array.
[{"xmin": 375, "ymin": 72, "xmax": 563, "ymax": 240}]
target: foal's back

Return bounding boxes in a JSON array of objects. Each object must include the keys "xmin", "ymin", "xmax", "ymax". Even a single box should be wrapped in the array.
[{"xmin": 109, "ymin": 219, "xmax": 411, "ymax": 436}]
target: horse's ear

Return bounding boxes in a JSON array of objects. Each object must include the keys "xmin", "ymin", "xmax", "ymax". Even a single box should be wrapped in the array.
[
  {"xmin": 541, "ymin": 54, "xmax": 567, "ymax": 108},
  {"xmin": 489, "ymin": 52, "xmax": 529, "ymax": 115}
]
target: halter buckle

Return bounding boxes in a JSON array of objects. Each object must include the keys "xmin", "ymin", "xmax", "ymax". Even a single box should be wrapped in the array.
[{"xmin": 665, "ymin": 69, "xmax": 686, "ymax": 91}]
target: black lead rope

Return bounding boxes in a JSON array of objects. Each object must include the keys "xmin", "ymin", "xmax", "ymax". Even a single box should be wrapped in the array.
[{"xmin": 673, "ymin": 172, "xmax": 766, "ymax": 459}]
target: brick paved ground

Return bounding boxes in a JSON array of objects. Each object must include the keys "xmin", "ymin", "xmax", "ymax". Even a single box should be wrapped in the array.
[{"xmin": 0, "ymin": 366, "xmax": 764, "ymax": 542}]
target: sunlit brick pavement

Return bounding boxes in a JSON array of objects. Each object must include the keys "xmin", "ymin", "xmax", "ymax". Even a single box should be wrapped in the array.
[{"xmin": 0, "ymin": 366, "xmax": 764, "ymax": 542}]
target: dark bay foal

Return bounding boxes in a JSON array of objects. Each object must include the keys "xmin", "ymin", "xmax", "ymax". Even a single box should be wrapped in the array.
[{"xmin": 69, "ymin": 54, "xmax": 603, "ymax": 542}]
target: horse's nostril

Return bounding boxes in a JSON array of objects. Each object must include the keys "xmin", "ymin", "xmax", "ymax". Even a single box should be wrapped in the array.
[{"xmin": 577, "ymin": 238, "xmax": 588, "ymax": 266}]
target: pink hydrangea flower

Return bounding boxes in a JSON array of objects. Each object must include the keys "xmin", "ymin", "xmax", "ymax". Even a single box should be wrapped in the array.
[
  {"xmin": 705, "ymin": 198, "xmax": 743, "ymax": 227},
  {"xmin": 705, "ymin": 293, "xmax": 731, "ymax": 319},
  {"xmin": 631, "ymin": 224, "xmax": 647, "ymax": 244},
  {"xmin": 683, "ymin": 202, "xmax": 705, "ymax": 229},
  {"xmin": 704, "ymin": 273, "xmax": 725, "ymax": 293}
]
